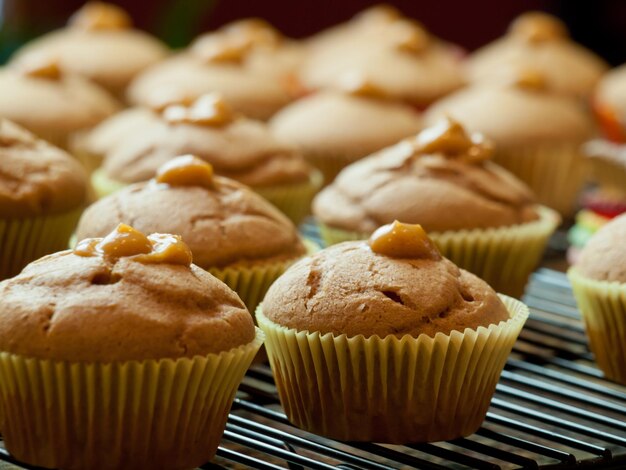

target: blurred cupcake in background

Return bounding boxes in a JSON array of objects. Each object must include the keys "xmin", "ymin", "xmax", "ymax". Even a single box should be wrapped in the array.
[
  {"xmin": 313, "ymin": 118, "xmax": 559, "ymax": 297},
  {"xmin": 425, "ymin": 69, "xmax": 593, "ymax": 217},
  {"xmin": 301, "ymin": 17, "xmax": 465, "ymax": 108},
  {"xmin": 270, "ymin": 73, "xmax": 423, "ymax": 184},
  {"xmin": 593, "ymin": 64, "xmax": 626, "ymax": 143},
  {"xmin": 10, "ymin": 2, "xmax": 169, "ymax": 100},
  {"xmin": 91, "ymin": 94, "xmax": 320, "ymax": 224},
  {"xmin": 467, "ymin": 11, "xmax": 608, "ymax": 101},
  {"xmin": 0, "ymin": 55, "xmax": 119, "ymax": 149}
]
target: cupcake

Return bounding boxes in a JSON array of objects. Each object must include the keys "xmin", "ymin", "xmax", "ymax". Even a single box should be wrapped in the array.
[
  {"xmin": 594, "ymin": 65, "xmax": 626, "ymax": 142},
  {"xmin": 0, "ymin": 223, "xmax": 263, "ymax": 469},
  {"xmin": 91, "ymin": 94, "xmax": 320, "ymax": 223},
  {"xmin": 11, "ymin": 2, "xmax": 169, "ymax": 100},
  {"xmin": 467, "ymin": 12, "xmax": 608, "ymax": 101},
  {"xmin": 78, "ymin": 155, "xmax": 307, "ymax": 311},
  {"xmin": 301, "ymin": 17, "xmax": 465, "ymax": 108},
  {"xmin": 257, "ymin": 221, "xmax": 529, "ymax": 442},
  {"xmin": 0, "ymin": 119, "xmax": 88, "ymax": 280},
  {"xmin": 425, "ymin": 70, "xmax": 593, "ymax": 217},
  {"xmin": 0, "ymin": 56, "xmax": 119, "ymax": 149},
  {"xmin": 269, "ymin": 73, "xmax": 423, "ymax": 183},
  {"xmin": 127, "ymin": 28, "xmax": 293, "ymax": 120},
  {"xmin": 568, "ymin": 214, "xmax": 626, "ymax": 384},
  {"xmin": 313, "ymin": 118, "xmax": 560, "ymax": 297}
]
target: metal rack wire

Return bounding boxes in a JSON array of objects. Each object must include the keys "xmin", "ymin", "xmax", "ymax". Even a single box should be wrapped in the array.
[{"xmin": 0, "ymin": 231, "xmax": 625, "ymax": 469}]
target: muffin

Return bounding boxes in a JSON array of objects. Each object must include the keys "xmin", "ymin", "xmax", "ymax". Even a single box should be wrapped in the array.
[
  {"xmin": 127, "ymin": 28, "xmax": 293, "ymax": 120},
  {"xmin": 425, "ymin": 70, "xmax": 594, "ymax": 217},
  {"xmin": 78, "ymin": 155, "xmax": 307, "ymax": 311},
  {"xmin": 313, "ymin": 118, "xmax": 560, "ymax": 297},
  {"xmin": 568, "ymin": 213, "xmax": 626, "ymax": 384},
  {"xmin": 270, "ymin": 74, "xmax": 423, "ymax": 183},
  {"xmin": 0, "ymin": 56, "xmax": 119, "ymax": 149},
  {"xmin": 11, "ymin": 2, "xmax": 169, "ymax": 100},
  {"xmin": 0, "ymin": 223, "xmax": 263, "ymax": 469},
  {"xmin": 91, "ymin": 94, "xmax": 320, "ymax": 223},
  {"xmin": 467, "ymin": 12, "xmax": 608, "ymax": 101},
  {"xmin": 0, "ymin": 119, "xmax": 88, "ymax": 280},
  {"xmin": 594, "ymin": 64, "xmax": 626, "ymax": 142},
  {"xmin": 257, "ymin": 221, "xmax": 528, "ymax": 442},
  {"xmin": 301, "ymin": 17, "xmax": 465, "ymax": 108}
]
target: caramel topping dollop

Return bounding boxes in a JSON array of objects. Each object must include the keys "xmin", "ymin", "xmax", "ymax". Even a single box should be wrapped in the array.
[
  {"xmin": 154, "ymin": 155, "xmax": 214, "ymax": 189},
  {"xmin": 69, "ymin": 2, "xmax": 132, "ymax": 31},
  {"xmin": 163, "ymin": 93, "xmax": 235, "ymax": 127},
  {"xmin": 193, "ymin": 34, "xmax": 251, "ymax": 64},
  {"xmin": 509, "ymin": 11, "xmax": 568, "ymax": 43},
  {"xmin": 369, "ymin": 221, "xmax": 441, "ymax": 260},
  {"xmin": 221, "ymin": 18, "xmax": 282, "ymax": 48},
  {"xmin": 74, "ymin": 223, "xmax": 192, "ymax": 266},
  {"xmin": 17, "ymin": 56, "xmax": 61, "ymax": 80},
  {"xmin": 389, "ymin": 19, "xmax": 430, "ymax": 54},
  {"xmin": 335, "ymin": 72, "xmax": 388, "ymax": 99}
]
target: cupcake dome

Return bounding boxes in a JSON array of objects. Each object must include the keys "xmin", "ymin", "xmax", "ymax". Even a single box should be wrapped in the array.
[
  {"xmin": 575, "ymin": 213, "xmax": 626, "ymax": 283},
  {"xmin": 258, "ymin": 221, "xmax": 528, "ymax": 442},
  {"xmin": 0, "ymin": 119, "xmax": 88, "ymax": 279},
  {"xmin": 0, "ymin": 58, "xmax": 119, "ymax": 149},
  {"xmin": 269, "ymin": 75, "xmax": 423, "ymax": 183},
  {"xmin": 593, "ymin": 64, "xmax": 626, "ymax": 142},
  {"xmin": 467, "ymin": 12, "xmax": 608, "ymax": 100},
  {"xmin": 0, "ymin": 223, "xmax": 262, "ymax": 469},
  {"xmin": 11, "ymin": 2, "xmax": 169, "ymax": 99},
  {"xmin": 425, "ymin": 71, "xmax": 593, "ymax": 216}
]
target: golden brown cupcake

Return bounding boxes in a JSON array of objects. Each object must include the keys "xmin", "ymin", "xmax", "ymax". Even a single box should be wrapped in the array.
[
  {"xmin": 425, "ymin": 70, "xmax": 593, "ymax": 216},
  {"xmin": 258, "ymin": 221, "xmax": 528, "ymax": 442},
  {"xmin": 314, "ymin": 118, "xmax": 560, "ymax": 297},
  {"xmin": 467, "ymin": 12, "xmax": 608, "ymax": 100},
  {"xmin": 0, "ymin": 119, "xmax": 88, "ymax": 280},
  {"xmin": 593, "ymin": 64, "xmax": 626, "ymax": 142},
  {"xmin": 568, "ymin": 213, "xmax": 626, "ymax": 384},
  {"xmin": 0, "ymin": 223, "xmax": 262, "ymax": 469},
  {"xmin": 301, "ymin": 17, "xmax": 465, "ymax": 108},
  {"xmin": 269, "ymin": 74, "xmax": 423, "ymax": 183},
  {"xmin": 92, "ymin": 94, "xmax": 320, "ymax": 223},
  {"xmin": 0, "ymin": 56, "xmax": 119, "ymax": 149},
  {"xmin": 11, "ymin": 2, "xmax": 169, "ymax": 99},
  {"xmin": 79, "ymin": 155, "xmax": 307, "ymax": 311}
]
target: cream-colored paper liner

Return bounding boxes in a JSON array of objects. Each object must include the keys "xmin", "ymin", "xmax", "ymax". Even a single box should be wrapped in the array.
[
  {"xmin": 319, "ymin": 206, "xmax": 560, "ymax": 298},
  {"xmin": 494, "ymin": 143, "xmax": 584, "ymax": 217},
  {"xmin": 568, "ymin": 269, "xmax": 626, "ymax": 384},
  {"xmin": 0, "ymin": 209, "xmax": 83, "ymax": 280},
  {"xmin": 257, "ymin": 296, "xmax": 528, "ymax": 443},
  {"xmin": 302, "ymin": 149, "xmax": 368, "ymax": 186},
  {"xmin": 0, "ymin": 329, "xmax": 264, "ymax": 470}
]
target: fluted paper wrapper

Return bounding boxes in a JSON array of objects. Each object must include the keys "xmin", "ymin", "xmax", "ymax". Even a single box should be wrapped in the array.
[
  {"xmin": 587, "ymin": 156, "xmax": 626, "ymax": 192},
  {"xmin": 0, "ymin": 330, "xmax": 264, "ymax": 470},
  {"xmin": 320, "ymin": 206, "xmax": 559, "ymax": 298},
  {"xmin": 0, "ymin": 209, "xmax": 83, "ymax": 280},
  {"xmin": 303, "ymin": 149, "xmax": 368, "ymax": 186},
  {"xmin": 568, "ymin": 269, "xmax": 626, "ymax": 384},
  {"xmin": 257, "ymin": 296, "xmax": 528, "ymax": 443},
  {"xmin": 493, "ymin": 143, "xmax": 584, "ymax": 217},
  {"xmin": 255, "ymin": 170, "xmax": 323, "ymax": 224}
]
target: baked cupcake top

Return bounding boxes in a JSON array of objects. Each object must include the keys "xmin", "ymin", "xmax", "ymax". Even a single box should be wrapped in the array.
[
  {"xmin": 467, "ymin": 12, "xmax": 608, "ymax": 100},
  {"xmin": 301, "ymin": 18, "xmax": 464, "ymax": 106},
  {"xmin": 0, "ymin": 119, "xmax": 88, "ymax": 218},
  {"xmin": 269, "ymin": 74, "xmax": 423, "ymax": 160},
  {"xmin": 594, "ymin": 64, "xmax": 626, "ymax": 141},
  {"xmin": 313, "ymin": 118, "xmax": 538, "ymax": 234},
  {"xmin": 100, "ymin": 94, "xmax": 312, "ymax": 187},
  {"xmin": 575, "ymin": 213, "xmax": 626, "ymax": 283},
  {"xmin": 0, "ymin": 223, "xmax": 255, "ymax": 362},
  {"xmin": 0, "ymin": 57, "xmax": 119, "ymax": 148},
  {"xmin": 424, "ymin": 69, "xmax": 593, "ymax": 145},
  {"xmin": 263, "ymin": 221, "xmax": 509, "ymax": 338},
  {"xmin": 127, "ymin": 29, "xmax": 293, "ymax": 120},
  {"xmin": 78, "ymin": 155, "xmax": 306, "ymax": 268},
  {"xmin": 11, "ymin": 2, "xmax": 169, "ymax": 97}
]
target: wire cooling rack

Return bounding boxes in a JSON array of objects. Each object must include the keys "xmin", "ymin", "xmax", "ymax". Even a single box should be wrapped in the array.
[{"xmin": 0, "ymin": 225, "xmax": 625, "ymax": 469}]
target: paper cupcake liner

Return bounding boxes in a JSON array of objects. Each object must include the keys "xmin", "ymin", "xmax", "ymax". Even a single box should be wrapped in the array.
[
  {"xmin": 0, "ymin": 209, "xmax": 83, "ymax": 281},
  {"xmin": 255, "ymin": 170, "xmax": 324, "ymax": 224},
  {"xmin": 568, "ymin": 269, "xmax": 626, "ymax": 384},
  {"xmin": 302, "ymin": 149, "xmax": 369, "ymax": 186},
  {"xmin": 319, "ymin": 206, "xmax": 559, "ymax": 298},
  {"xmin": 257, "ymin": 296, "xmax": 528, "ymax": 443},
  {"xmin": 493, "ymin": 143, "xmax": 585, "ymax": 217},
  {"xmin": 0, "ymin": 329, "xmax": 264, "ymax": 470},
  {"xmin": 587, "ymin": 156, "xmax": 626, "ymax": 192}
]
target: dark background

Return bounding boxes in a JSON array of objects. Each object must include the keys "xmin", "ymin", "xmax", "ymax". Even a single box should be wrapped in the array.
[{"xmin": 2, "ymin": 0, "xmax": 626, "ymax": 65}]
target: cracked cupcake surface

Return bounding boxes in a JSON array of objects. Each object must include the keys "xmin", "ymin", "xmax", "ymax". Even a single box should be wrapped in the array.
[
  {"xmin": 0, "ymin": 224, "xmax": 255, "ymax": 362},
  {"xmin": 263, "ymin": 238, "xmax": 509, "ymax": 338}
]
